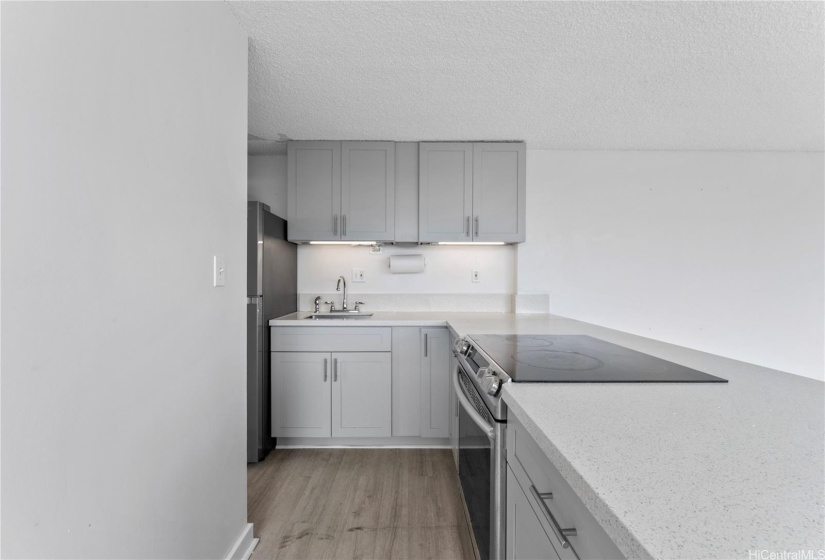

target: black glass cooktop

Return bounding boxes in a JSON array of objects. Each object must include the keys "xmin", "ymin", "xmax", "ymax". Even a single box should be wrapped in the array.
[{"xmin": 467, "ymin": 334, "xmax": 728, "ymax": 383}]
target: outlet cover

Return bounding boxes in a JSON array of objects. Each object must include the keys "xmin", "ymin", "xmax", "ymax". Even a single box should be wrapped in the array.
[
  {"xmin": 472, "ymin": 269, "xmax": 480, "ymax": 283},
  {"xmin": 352, "ymin": 268, "xmax": 366, "ymax": 283}
]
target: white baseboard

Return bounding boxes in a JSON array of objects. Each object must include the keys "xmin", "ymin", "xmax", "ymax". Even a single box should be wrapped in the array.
[{"xmin": 226, "ymin": 523, "xmax": 256, "ymax": 560}]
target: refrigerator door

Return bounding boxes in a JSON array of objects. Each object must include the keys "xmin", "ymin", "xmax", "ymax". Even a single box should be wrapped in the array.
[
  {"xmin": 247, "ymin": 297, "xmax": 264, "ymax": 462},
  {"xmin": 262, "ymin": 210, "xmax": 297, "ymax": 320}
]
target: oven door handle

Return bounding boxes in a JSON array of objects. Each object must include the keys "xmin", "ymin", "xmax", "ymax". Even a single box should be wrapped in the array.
[{"xmin": 453, "ymin": 366, "xmax": 496, "ymax": 440}]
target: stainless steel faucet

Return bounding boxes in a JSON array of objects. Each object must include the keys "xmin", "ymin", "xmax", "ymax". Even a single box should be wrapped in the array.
[{"xmin": 336, "ymin": 275, "xmax": 348, "ymax": 311}]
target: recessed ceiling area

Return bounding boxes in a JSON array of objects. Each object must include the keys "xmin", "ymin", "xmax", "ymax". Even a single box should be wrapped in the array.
[{"xmin": 227, "ymin": 1, "xmax": 824, "ymax": 151}]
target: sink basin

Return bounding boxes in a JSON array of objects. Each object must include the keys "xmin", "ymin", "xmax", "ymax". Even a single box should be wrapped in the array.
[{"xmin": 305, "ymin": 312, "xmax": 374, "ymax": 320}]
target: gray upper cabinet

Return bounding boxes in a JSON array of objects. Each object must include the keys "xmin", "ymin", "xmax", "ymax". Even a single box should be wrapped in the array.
[
  {"xmin": 287, "ymin": 141, "xmax": 395, "ymax": 242},
  {"xmin": 287, "ymin": 141, "xmax": 341, "ymax": 242},
  {"xmin": 418, "ymin": 143, "xmax": 474, "ymax": 242},
  {"xmin": 473, "ymin": 143, "xmax": 526, "ymax": 243},
  {"xmin": 341, "ymin": 142, "xmax": 395, "ymax": 241},
  {"xmin": 419, "ymin": 142, "xmax": 525, "ymax": 243},
  {"xmin": 394, "ymin": 143, "xmax": 420, "ymax": 243}
]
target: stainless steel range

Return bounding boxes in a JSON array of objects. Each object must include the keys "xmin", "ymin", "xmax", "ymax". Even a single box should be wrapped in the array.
[{"xmin": 452, "ymin": 334, "xmax": 727, "ymax": 560}]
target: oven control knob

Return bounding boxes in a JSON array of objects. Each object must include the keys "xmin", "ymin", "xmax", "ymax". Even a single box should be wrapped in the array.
[
  {"xmin": 482, "ymin": 372, "xmax": 502, "ymax": 396},
  {"xmin": 453, "ymin": 338, "xmax": 470, "ymax": 356},
  {"xmin": 487, "ymin": 376, "xmax": 501, "ymax": 396}
]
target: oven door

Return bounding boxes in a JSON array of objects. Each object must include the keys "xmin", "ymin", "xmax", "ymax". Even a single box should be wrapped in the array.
[{"xmin": 453, "ymin": 364, "xmax": 501, "ymax": 560}]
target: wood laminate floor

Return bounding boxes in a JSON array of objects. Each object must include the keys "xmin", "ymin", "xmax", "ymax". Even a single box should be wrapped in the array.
[{"xmin": 247, "ymin": 449, "xmax": 476, "ymax": 560}]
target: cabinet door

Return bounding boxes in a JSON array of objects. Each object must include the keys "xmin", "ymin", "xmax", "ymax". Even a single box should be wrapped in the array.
[
  {"xmin": 287, "ymin": 141, "xmax": 341, "ymax": 241},
  {"xmin": 507, "ymin": 465, "xmax": 562, "ymax": 560},
  {"xmin": 418, "ymin": 143, "xmax": 473, "ymax": 242},
  {"xmin": 271, "ymin": 352, "xmax": 331, "ymax": 438},
  {"xmin": 473, "ymin": 142, "xmax": 526, "ymax": 243},
  {"xmin": 341, "ymin": 142, "xmax": 395, "ymax": 242},
  {"xmin": 331, "ymin": 352, "xmax": 392, "ymax": 437},
  {"xmin": 420, "ymin": 328, "xmax": 450, "ymax": 438},
  {"xmin": 391, "ymin": 327, "xmax": 421, "ymax": 436}
]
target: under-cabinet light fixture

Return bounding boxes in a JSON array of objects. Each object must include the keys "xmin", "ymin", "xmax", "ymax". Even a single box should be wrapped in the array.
[
  {"xmin": 308, "ymin": 241, "xmax": 378, "ymax": 246},
  {"xmin": 436, "ymin": 242, "xmax": 506, "ymax": 246}
]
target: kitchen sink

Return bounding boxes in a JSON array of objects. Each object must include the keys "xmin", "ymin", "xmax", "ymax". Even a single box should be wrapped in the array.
[{"xmin": 305, "ymin": 312, "xmax": 374, "ymax": 320}]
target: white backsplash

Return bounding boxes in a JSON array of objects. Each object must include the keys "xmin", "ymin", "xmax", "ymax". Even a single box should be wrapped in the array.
[{"xmin": 298, "ymin": 292, "xmax": 515, "ymax": 313}]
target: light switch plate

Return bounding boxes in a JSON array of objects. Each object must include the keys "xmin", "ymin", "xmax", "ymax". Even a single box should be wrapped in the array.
[
  {"xmin": 352, "ymin": 268, "xmax": 366, "ymax": 283},
  {"xmin": 214, "ymin": 256, "xmax": 226, "ymax": 287}
]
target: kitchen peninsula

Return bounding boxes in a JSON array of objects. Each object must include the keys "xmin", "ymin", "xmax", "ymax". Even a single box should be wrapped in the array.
[{"xmin": 270, "ymin": 311, "xmax": 825, "ymax": 559}]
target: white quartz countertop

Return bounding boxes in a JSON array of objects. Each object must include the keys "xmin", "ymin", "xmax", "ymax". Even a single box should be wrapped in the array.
[{"xmin": 270, "ymin": 311, "xmax": 825, "ymax": 559}]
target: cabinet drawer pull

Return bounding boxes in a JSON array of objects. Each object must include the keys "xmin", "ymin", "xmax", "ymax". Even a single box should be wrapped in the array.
[
  {"xmin": 343, "ymin": 214, "xmax": 347, "ymax": 236},
  {"xmin": 333, "ymin": 214, "xmax": 338, "ymax": 236},
  {"xmin": 465, "ymin": 216, "xmax": 470, "ymax": 237},
  {"xmin": 323, "ymin": 358, "xmax": 328, "ymax": 381},
  {"xmin": 333, "ymin": 358, "xmax": 338, "ymax": 382},
  {"xmin": 529, "ymin": 485, "xmax": 577, "ymax": 549},
  {"xmin": 474, "ymin": 216, "xmax": 479, "ymax": 236},
  {"xmin": 424, "ymin": 333, "xmax": 428, "ymax": 357}
]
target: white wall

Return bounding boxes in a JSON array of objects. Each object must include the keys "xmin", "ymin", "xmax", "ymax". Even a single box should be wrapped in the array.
[
  {"xmin": 248, "ymin": 154, "xmax": 287, "ymax": 218},
  {"xmin": 519, "ymin": 150, "xmax": 824, "ymax": 381},
  {"xmin": 1, "ymin": 3, "xmax": 249, "ymax": 558}
]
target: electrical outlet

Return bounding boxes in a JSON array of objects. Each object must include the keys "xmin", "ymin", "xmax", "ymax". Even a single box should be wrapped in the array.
[
  {"xmin": 472, "ymin": 269, "xmax": 480, "ymax": 283},
  {"xmin": 352, "ymin": 268, "xmax": 366, "ymax": 283}
]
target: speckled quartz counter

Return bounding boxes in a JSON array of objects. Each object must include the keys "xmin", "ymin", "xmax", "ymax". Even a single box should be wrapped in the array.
[{"xmin": 270, "ymin": 312, "xmax": 825, "ymax": 559}]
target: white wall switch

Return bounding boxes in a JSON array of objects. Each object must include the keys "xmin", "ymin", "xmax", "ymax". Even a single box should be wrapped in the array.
[
  {"xmin": 213, "ymin": 256, "xmax": 226, "ymax": 287},
  {"xmin": 352, "ymin": 268, "xmax": 366, "ymax": 283},
  {"xmin": 472, "ymin": 269, "xmax": 480, "ymax": 283}
]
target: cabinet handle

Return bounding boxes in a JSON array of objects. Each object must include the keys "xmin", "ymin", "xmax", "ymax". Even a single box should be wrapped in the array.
[
  {"xmin": 424, "ymin": 333, "xmax": 428, "ymax": 357},
  {"xmin": 333, "ymin": 358, "xmax": 338, "ymax": 382},
  {"xmin": 333, "ymin": 214, "xmax": 338, "ymax": 236},
  {"xmin": 529, "ymin": 485, "xmax": 577, "ymax": 549},
  {"xmin": 323, "ymin": 358, "xmax": 328, "ymax": 382},
  {"xmin": 465, "ymin": 216, "xmax": 470, "ymax": 237},
  {"xmin": 342, "ymin": 214, "xmax": 347, "ymax": 236},
  {"xmin": 474, "ymin": 216, "xmax": 479, "ymax": 237}
]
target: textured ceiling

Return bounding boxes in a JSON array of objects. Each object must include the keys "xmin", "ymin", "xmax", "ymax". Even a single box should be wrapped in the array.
[{"xmin": 227, "ymin": 1, "xmax": 824, "ymax": 151}]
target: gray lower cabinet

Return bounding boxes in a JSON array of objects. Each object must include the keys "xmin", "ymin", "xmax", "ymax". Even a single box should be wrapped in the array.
[
  {"xmin": 271, "ymin": 352, "xmax": 332, "ymax": 438},
  {"xmin": 507, "ymin": 465, "xmax": 562, "ymax": 560},
  {"xmin": 287, "ymin": 141, "xmax": 395, "ymax": 242},
  {"xmin": 271, "ymin": 350, "xmax": 392, "ymax": 438},
  {"xmin": 507, "ymin": 414, "xmax": 625, "ymax": 560},
  {"xmin": 391, "ymin": 326, "xmax": 452, "ymax": 439},
  {"xmin": 420, "ymin": 327, "xmax": 450, "ymax": 438},
  {"xmin": 331, "ymin": 352, "xmax": 392, "ymax": 437},
  {"xmin": 271, "ymin": 326, "xmax": 450, "ymax": 441}
]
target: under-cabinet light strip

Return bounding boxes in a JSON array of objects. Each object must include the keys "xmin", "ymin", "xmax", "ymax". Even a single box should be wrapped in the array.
[{"xmin": 436, "ymin": 242, "xmax": 506, "ymax": 246}]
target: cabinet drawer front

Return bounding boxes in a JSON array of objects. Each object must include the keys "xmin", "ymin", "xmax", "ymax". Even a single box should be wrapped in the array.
[
  {"xmin": 271, "ymin": 327, "xmax": 392, "ymax": 352},
  {"xmin": 507, "ymin": 464, "xmax": 564, "ymax": 560},
  {"xmin": 508, "ymin": 414, "xmax": 625, "ymax": 560}
]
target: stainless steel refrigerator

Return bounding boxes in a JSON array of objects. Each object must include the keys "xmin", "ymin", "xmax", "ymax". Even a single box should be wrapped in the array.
[{"xmin": 247, "ymin": 202, "xmax": 297, "ymax": 463}]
